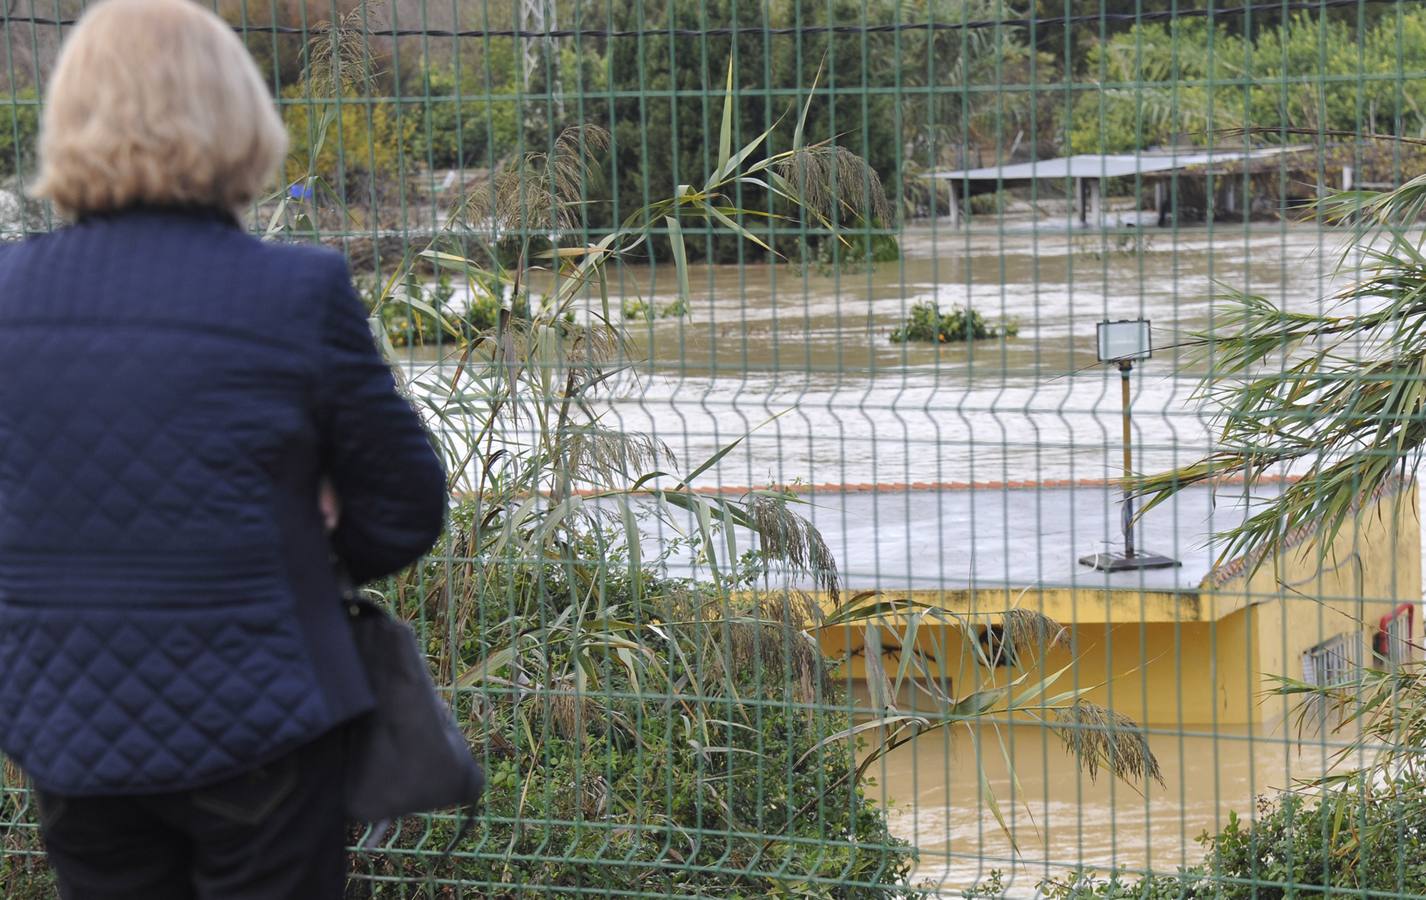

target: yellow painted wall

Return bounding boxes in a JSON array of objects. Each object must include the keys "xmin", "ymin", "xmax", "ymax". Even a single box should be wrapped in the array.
[
  {"xmin": 1219, "ymin": 482, "xmax": 1421, "ymax": 728},
  {"xmin": 820, "ymin": 617, "xmax": 1247, "ymax": 725},
  {"xmin": 813, "ymin": 484, "xmax": 1419, "ymax": 728}
]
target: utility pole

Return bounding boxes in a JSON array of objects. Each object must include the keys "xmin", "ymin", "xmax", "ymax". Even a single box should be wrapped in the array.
[{"xmin": 520, "ymin": 0, "xmax": 563, "ymax": 119}]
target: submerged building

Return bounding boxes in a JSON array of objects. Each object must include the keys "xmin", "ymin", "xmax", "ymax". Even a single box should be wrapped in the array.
[{"xmin": 808, "ymin": 478, "xmax": 1419, "ymax": 727}]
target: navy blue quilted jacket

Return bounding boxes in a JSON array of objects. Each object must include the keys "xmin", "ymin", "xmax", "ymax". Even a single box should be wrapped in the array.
[{"xmin": 0, "ymin": 206, "xmax": 447, "ymax": 796}]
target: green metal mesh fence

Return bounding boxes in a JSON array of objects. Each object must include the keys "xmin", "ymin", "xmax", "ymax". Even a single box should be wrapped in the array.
[{"xmin": 6, "ymin": 1, "xmax": 1426, "ymax": 896}]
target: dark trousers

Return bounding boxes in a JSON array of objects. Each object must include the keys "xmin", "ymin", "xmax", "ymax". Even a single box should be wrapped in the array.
[{"xmin": 35, "ymin": 729, "xmax": 346, "ymax": 900}]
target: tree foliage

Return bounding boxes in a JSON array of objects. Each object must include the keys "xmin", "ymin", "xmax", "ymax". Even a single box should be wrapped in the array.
[
  {"xmin": 0, "ymin": 90, "xmax": 39, "ymax": 180},
  {"xmin": 1070, "ymin": 9, "xmax": 1426, "ymax": 155}
]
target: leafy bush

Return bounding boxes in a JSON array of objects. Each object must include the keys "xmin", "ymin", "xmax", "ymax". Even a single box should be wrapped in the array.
[
  {"xmin": 1039, "ymin": 869, "xmax": 1203, "ymax": 900},
  {"xmin": 413, "ymin": 63, "xmax": 521, "ymax": 170},
  {"xmin": 1069, "ymin": 10, "xmax": 1426, "ymax": 155},
  {"xmin": 889, "ymin": 301, "xmax": 1018, "ymax": 344},
  {"xmin": 622, "ymin": 297, "xmax": 688, "ymax": 321},
  {"xmin": 359, "ymin": 272, "xmax": 518, "ymax": 348},
  {"xmin": 282, "ymin": 86, "xmax": 422, "ymax": 190},
  {"xmin": 0, "ymin": 91, "xmax": 39, "ymax": 179},
  {"xmin": 1040, "ymin": 779, "xmax": 1426, "ymax": 899},
  {"xmin": 347, "ymin": 520, "xmax": 919, "ymax": 898},
  {"xmin": 811, "ymin": 229, "xmax": 901, "ymax": 275},
  {"xmin": 0, "ymin": 827, "xmax": 52, "ymax": 900}
]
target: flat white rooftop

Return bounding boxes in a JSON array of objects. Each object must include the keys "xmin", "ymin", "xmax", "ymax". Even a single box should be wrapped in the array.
[
  {"xmin": 618, "ymin": 482, "xmax": 1295, "ymax": 593},
  {"xmin": 927, "ymin": 146, "xmax": 1313, "ymax": 182}
]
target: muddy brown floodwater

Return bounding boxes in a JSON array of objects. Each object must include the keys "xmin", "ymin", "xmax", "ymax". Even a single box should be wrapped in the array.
[
  {"xmin": 418, "ymin": 218, "xmax": 1411, "ymax": 894},
  {"xmin": 552, "ymin": 221, "xmax": 1366, "ymax": 491},
  {"xmin": 867, "ymin": 719, "xmax": 1342, "ymax": 895},
  {"xmin": 593, "ymin": 220, "xmax": 1404, "ymax": 894}
]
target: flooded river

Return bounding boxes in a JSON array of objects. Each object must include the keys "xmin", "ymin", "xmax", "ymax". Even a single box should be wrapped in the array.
[
  {"xmin": 420, "ymin": 218, "xmax": 1402, "ymax": 893},
  {"xmin": 592, "ymin": 220, "xmax": 1398, "ymax": 894},
  {"xmin": 867, "ymin": 719, "xmax": 1339, "ymax": 894},
  {"xmin": 576, "ymin": 221, "xmax": 1357, "ymax": 490}
]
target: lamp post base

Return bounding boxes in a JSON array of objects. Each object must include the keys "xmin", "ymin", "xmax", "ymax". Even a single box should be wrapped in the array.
[{"xmin": 1078, "ymin": 551, "xmax": 1181, "ymax": 572}]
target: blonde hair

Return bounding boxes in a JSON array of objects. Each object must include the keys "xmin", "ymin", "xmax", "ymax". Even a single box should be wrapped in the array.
[{"xmin": 31, "ymin": 0, "xmax": 287, "ymax": 217}]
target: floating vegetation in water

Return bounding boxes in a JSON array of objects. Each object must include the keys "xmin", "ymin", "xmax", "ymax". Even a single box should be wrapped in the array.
[
  {"xmin": 621, "ymin": 297, "xmax": 689, "ymax": 321},
  {"xmin": 889, "ymin": 300, "xmax": 1019, "ymax": 343}
]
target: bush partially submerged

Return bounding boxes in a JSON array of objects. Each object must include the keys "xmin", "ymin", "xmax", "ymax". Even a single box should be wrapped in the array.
[
  {"xmin": 622, "ymin": 297, "xmax": 688, "ymax": 322},
  {"xmin": 359, "ymin": 272, "xmax": 513, "ymax": 349},
  {"xmin": 1039, "ymin": 778, "xmax": 1426, "ymax": 899},
  {"xmin": 889, "ymin": 301, "xmax": 1018, "ymax": 344}
]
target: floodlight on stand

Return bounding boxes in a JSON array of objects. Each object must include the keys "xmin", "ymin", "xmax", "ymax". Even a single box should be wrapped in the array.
[
  {"xmin": 1079, "ymin": 319, "xmax": 1180, "ymax": 573},
  {"xmin": 1096, "ymin": 318, "xmax": 1152, "ymax": 364}
]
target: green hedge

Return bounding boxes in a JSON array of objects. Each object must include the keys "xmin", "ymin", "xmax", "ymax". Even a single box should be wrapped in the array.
[{"xmin": 1038, "ymin": 780, "xmax": 1426, "ymax": 899}]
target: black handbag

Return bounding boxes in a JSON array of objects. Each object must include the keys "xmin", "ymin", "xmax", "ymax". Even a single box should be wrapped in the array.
[{"xmin": 342, "ymin": 593, "xmax": 485, "ymax": 849}]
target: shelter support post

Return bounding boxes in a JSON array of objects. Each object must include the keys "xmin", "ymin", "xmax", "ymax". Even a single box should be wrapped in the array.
[{"xmin": 1078, "ymin": 178, "xmax": 1102, "ymax": 228}]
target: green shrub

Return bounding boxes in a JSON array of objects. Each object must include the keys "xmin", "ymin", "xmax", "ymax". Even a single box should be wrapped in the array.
[
  {"xmin": 414, "ymin": 64, "xmax": 521, "ymax": 170},
  {"xmin": 0, "ymin": 829, "xmax": 52, "ymax": 900},
  {"xmin": 812, "ymin": 230, "xmax": 901, "ymax": 275},
  {"xmin": 282, "ymin": 87, "xmax": 422, "ymax": 189},
  {"xmin": 889, "ymin": 301, "xmax": 1018, "ymax": 344},
  {"xmin": 359, "ymin": 272, "xmax": 521, "ymax": 348},
  {"xmin": 0, "ymin": 91, "xmax": 39, "ymax": 179},
  {"xmin": 622, "ymin": 297, "xmax": 688, "ymax": 322},
  {"xmin": 351, "ymin": 699, "xmax": 916, "ymax": 897},
  {"xmin": 1039, "ymin": 868, "xmax": 1207, "ymax": 900},
  {"xmin": 967, "ymin": 190, "xmax": 1007, "ymax": 216},
  {"xmin": 1069, "ymin": 10, "xmax": 1426, "ymax": 155},
  {"xmin": 344, "ymin": 518, "xmax": 919, "ymax": 898},
  {"xmin": 1040, "ymin": 779, "xmax": 1426, "ymax": 899}
]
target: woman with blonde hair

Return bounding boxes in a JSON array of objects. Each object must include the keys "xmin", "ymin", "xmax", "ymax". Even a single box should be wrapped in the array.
[{"xmin": 0, "ymin": 0, "xmax": 447, "ymax": 896}]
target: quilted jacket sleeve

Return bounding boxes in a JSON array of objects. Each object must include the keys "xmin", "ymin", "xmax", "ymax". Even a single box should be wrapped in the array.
[{"xmin": 316, "ymin": 259, "xmax": 448, "ymax": 583}]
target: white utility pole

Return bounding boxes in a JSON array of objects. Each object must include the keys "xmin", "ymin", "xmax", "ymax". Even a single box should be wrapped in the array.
[{"xmin": 520, "ymin": 0, "xmax": 562, "ymax": 115}]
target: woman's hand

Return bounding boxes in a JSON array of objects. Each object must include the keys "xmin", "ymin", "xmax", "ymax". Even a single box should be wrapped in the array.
[{"xmin": 319, "ymin": 479, "xmax": 340, "ymax": 532}]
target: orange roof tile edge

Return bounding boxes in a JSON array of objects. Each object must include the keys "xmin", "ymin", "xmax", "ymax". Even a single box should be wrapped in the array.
[{"xmin": 556, "ymin": 474, "xmax": 1301, "ymax": 498}]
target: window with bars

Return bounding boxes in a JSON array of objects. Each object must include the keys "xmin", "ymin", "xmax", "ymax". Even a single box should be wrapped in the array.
[
  {"xmin": 1302, "ymin": 632, "xmax": 1365, "ymax": 733},
  {"xmin": 1303, "ymin": 632, "xmax": 1364, "ymax": 689}
]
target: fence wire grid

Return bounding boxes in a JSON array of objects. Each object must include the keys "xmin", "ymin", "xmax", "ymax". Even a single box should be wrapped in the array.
[{"xmin": 5, "ymin": 0, "xmax": 1426, "ymax": 897}]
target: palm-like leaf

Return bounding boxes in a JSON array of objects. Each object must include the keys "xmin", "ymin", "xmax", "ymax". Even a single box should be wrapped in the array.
[{"xmin": 1137, "ymin": 183, "xmax": 1426, "ymax": 573}]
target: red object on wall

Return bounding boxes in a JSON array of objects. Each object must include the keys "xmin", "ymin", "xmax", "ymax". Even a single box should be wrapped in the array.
[{"xmin": 1374, "ymin": 603, "xmax": 1416, "ymax": 662}]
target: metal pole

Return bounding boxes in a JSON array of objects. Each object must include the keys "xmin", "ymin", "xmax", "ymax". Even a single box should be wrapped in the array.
[{"xmin": 1120, "ymin": 359, "xmax": 1135, "ymax": 558}]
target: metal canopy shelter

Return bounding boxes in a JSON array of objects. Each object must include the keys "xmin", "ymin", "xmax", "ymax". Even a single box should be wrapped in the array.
[{"xmin": 927, "ymin": 145, "xmax": 1318, "ymax": 227}]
